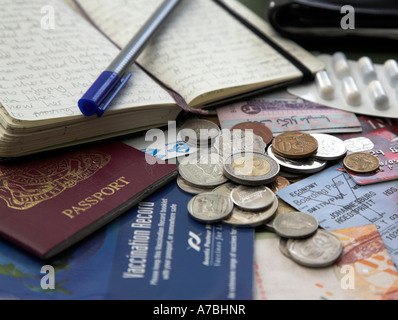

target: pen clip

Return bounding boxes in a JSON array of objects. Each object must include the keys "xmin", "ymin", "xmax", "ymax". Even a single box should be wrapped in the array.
[
  {"xmin": 97, "ymin": 72, "xmax": 132, "ymax": 117},
  {"xmin": 78, "ymin": 71, "xmax": 132, "ymax": 117}
]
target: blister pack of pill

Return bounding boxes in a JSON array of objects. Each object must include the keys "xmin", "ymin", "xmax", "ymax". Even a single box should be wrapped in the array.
[{"xmin": 289, "ymin": 52, "xmax": 398, "ymax": 119}]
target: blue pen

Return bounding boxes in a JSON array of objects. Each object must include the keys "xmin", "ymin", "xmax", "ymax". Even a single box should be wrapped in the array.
[{"xmin": 78, "ymin": 0, "xmax": 183, "ymax": 117}]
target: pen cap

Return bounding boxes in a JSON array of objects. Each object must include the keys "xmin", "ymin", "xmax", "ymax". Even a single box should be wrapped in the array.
[{"xmin": 78, "ymin": 71, "xmax": 120, "ymax": 117}]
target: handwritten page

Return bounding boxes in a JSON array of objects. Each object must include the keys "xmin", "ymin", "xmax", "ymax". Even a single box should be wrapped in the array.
[
  {"xmin": 222, "ymin": 0, "xmax": 324, "ymax": 74},
  {"xmin": 76, "ymin": 0, "xmax": 319, "ymax": 108},
  {"xmin": 63, "ymin": 0, "xmax": 84, "ymax": 15},
  {"xmin": 0, "ymin": 0, "xmax": 175, "ymax": 121},
  {"xmin": 73, "ymin": 0, "xmax": 165, "ymax": 46}
]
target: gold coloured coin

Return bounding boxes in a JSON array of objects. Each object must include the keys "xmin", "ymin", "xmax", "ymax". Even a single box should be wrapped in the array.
[
  {"xmin": 343, "ymin": 152, "xmax": 380, "ymax": 173},
  {"xmin": 223, "ymin": 152, "xmax": 280, "ymax": 186},
  {"xmin": 272, "ymin": 132, "xmax": 318, "ymax": 159},
  {"xmin": 231, "ymin": 156, "xmax": 271, "ymax": 177}
]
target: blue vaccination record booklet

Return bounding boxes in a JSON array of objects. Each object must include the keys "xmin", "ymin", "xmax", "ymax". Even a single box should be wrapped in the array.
[{"xmin": 0, "ymin": 181, "xmax": 254, "ymax": 300}]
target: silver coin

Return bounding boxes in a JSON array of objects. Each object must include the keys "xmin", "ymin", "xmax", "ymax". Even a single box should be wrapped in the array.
[
  {"xmin": 273, "ymin": 211, "xmax": 319, "ymax": 239},
  {"xmin": 279, "ymin": 238, "xmax": 292, "ymax": 259},
  {"xmin": 180, "ymin": 119, "xmax": 221, "ymax": 147},
  {"xmin": 214, "ymin": 130, "xmax": 266, "ymax": 158},
  {"xmin": 223, "ymin": 152, "xmax": 280, "ymax": 186},
  {"xmin": 187, "ymin": 192, "xmax": 234, "ymax": 223},
  {"xmin": 287, "ymin": 229, "xmax": 343, "ymax": 268},
  {"xmin": 177, "ymin": 176, "xmax": 213, "ymax": 195},
  {"xmin": 265, "ymin": 198, "xmax": 298, "ymax": 231},
  {"xmin": 179, "ymin": 152, "xmax": 228, "ymax": 187},
  {"xmin": 267, "ymin": 145, "xmax": 327, "ymax": 174},
  {"xmin": 223, "ymin": 196, "xmax": 278, "ymax": 228},
  {"xmin": 311, "ymin": 133, "xmax": 347, "ymax": 161},
  {"xmin": 230, "ymin": 185, "xmax": 275, "ymax": 211},
  {"xmin": 212, "ymin": 182, "xmax": 238, "ymax": 197}
]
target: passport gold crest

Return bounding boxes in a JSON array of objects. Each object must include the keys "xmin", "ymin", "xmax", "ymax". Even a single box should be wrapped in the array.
[{"xmin": 0, "ymin": 151, "xmax": 111, "ymax": 211}]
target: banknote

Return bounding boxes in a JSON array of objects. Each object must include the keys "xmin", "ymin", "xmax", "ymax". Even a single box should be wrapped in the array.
[
  {"xmin": 255, "ymin": 224, "xmax": 398, "ymax": 300},
  {"xmin": 276, "ymin": 164, "xmax": 398, "ymax": 269},
  {"xmin": 216, "ymin": 90, "xmax": 362, "ymax": 135}
]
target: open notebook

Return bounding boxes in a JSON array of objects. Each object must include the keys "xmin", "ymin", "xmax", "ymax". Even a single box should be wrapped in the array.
[{"xmin": 0, "ymin": 0, "xmax": 324, "ymax": 159}]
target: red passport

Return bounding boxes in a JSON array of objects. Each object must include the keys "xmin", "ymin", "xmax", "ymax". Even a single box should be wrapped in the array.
[{"xmin": 0, "ymin": 142, "xmax": 177, "ymax": 259}]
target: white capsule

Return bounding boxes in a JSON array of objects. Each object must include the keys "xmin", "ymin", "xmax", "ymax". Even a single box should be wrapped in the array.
[
  {"xmin": 368, "ymin": 80, "xmax": 390, "ymax": 110},
  {"xmin": 333, "ymin": 52, "xmax": 351, "ymax": 79},
  {"xmin": 315, "ymin": 70, "xmax": 334, "ymax": 100},
  {"xmin": 385, "ymin": 59, "xmax": 398, "ymax": 88},
  {"xmin": 358, "ymin": 56, "xmax": 377, "ymax": 84},
  {"xmin": 342, "ymin": 76, "xmax": 361, "ymax": 106}
]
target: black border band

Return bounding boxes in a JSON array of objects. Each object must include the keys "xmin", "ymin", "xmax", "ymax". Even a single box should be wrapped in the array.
[{"xmin": 213, "ymin": 0, "xmax": 314, "ymax": 83}]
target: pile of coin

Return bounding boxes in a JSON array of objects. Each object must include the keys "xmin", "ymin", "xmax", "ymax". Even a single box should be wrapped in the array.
[
  {"xmin": 267, "ymin": 131, "xmax": 347, "ymax": 176},
  {"xmin": 179, "ymin": 151, "xmax": 280, "ymax": 227},
  {"xmin": 176, "ymin": 119, "xmax": 345, "ymax": 268},
  {"xmin": 265, "ymin": 211, "xmax": 343, "ymax": 268},
  {"xmin": 272, "ymin": 132, "xmax": 319, "ymax": 159},
  {"xmin": 176, "ymin": 121, "xmax": 320, "ymax": 228}
]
